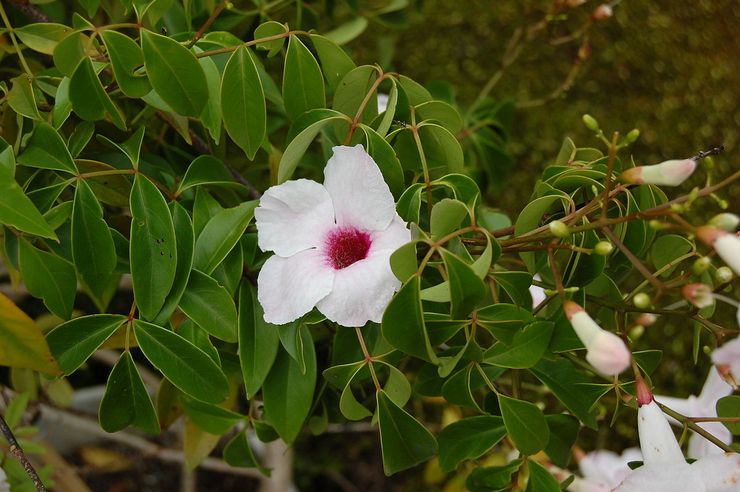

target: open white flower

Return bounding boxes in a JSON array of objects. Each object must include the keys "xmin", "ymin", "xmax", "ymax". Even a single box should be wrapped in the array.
[
  {"xmin": 615, "ymin": 380, "xmax": 740, "ymax": 491},
  {"xmin": 655, "ymin": 367, "xmax": 733, "ymax": 459},
  {"xmin": 566, "ymin": 448, "xmax": 642, "ymax": 492},
  {"xmin": 712, "ymin": 337, "xmax": 740, "ymax": 389},
  {"xmin": 255, "ymin": 144, "xmax": 411, "ymax": 327}
]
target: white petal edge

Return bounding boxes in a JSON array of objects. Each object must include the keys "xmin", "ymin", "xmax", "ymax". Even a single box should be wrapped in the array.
[
  {"xmin": 255, "ymin": 179, "xmax": 335, "ymax": 257},
  {"xmin": 323, "ymin": 144, "xmax": 396, "ymax": 232},
  {"xmin": 614, "ymin": 463, "xmax": 705, "ymax": 492},
  {"xmin": 257, "ymin": 249, "xmax": 334, "ymax": 325},
  {"xmin": 691, "ymin": 453, "xmax": 740, "ymax": 492}
]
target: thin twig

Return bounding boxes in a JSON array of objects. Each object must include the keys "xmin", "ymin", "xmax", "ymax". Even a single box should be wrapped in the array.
[
  {"xmin": 602, "ymin": 226, "xmax": 663, "ymax": 292},
  {"xmin": 657, "ymin": 402, "xmax": 735, "ymax": 454},
  {"xmin": 0, "ymin": 413, "xmax": 46, "ymax": 491},
  {"xmin": 186, "ymin": 0, "xmax": 229, "ymax": 48}
]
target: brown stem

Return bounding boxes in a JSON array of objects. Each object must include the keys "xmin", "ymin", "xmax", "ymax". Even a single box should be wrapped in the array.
[
  {"xmin": 355, "ymin": 328, "xmax": 381, "ymax": 391},
  {"xmin": 657, "ymin": 402, "xmax": 735, "ymax": 453},
  {"xmin": 602, "ymin": 226, "xmax": 663, "ymax": 292},
  {"xmin": 547, "ymin": 241, "xmax": 566, "ymax": 301},
  {"xmin": 344, "ymin": 69, "xmax": 387, "ymax": 144},
  {"xmin": 601, "ymin": 132, "xmax": 619, "ymax": 219},
  {"xmin": 186, "ymin": 0, "xmax": 229, "ymax": 48},
  {"xmin": 0, "ymin": 413, "xmax": 46, "ymax": 491}
]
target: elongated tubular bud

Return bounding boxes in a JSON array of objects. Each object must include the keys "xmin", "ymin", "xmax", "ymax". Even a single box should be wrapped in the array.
[
  {"xmin": 564, "ymin": 301, "xmax": 631, "ymax": 375},
  {"xmin": 695, "ymin": 226, "xmax": 740, "ymax": 275},
  {"xmin": 620, "ymin": 159, "xmax": 696, "ymax": 186},
  {"xmin": 635, "ymin": 379, "xmax": 686, "ymax": 465}
]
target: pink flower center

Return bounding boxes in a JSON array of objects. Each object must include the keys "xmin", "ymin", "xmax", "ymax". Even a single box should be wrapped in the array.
[{"xmin": 325, "ymin": 227, "xmax": 372, "ymax": 270}]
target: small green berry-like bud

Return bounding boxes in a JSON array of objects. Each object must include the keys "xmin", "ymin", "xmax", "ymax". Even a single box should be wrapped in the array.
[
  {"xmin": 649, "ymin": 220, "xmax": 669, "ymax": 230},
  {"xmin": 549, "ymin": 220, "xmax": 570, "ymax": 238},
  {"xmin": 625, "ymin": 129, "xmax": 640, "ymax": 144},
  {"xmin": 715, "ymin": 266, "xmax": 733, "ymax": 284},
  {"xmin": 701, "ymin": 156, "xmax": 714, "ymax": 171},
  {"xmin": 633, "ymin": 292, "xmax": 651, "ymax": 309},
  {"xmin": 582, "ymin": 114, "xmax": 599, "ymax": 132},
  {"xmin": 629, "ymin": 325, "xmax": 645, "ymax": 340},
  {"xmin": 692, "ymin": 256, "xmax": 712, "ymax": 275},
  {"xmin": 708, "ymin": 213, "xmax": 740, "ymax": 232},
  {"xmin": 593, "ymin": 241, "xmax": 614, "ymax": 256}
]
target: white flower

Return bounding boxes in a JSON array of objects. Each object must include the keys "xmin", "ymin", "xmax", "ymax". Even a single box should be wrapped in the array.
[
  {"xmin": 255, "ymin": 144, "xmax": 411, "ymax": 327},
  {"xmin": 529, "ymin": 274, "xmax": 546, "ymax": 308},
  {"xmin": 655, "ymin": 367, "xmax": 733, "ymax": 458},
  {"xmin": 0, "ymin": 467, "xmax": 8, "ymax": 492},
  {"xmin": 712, "ymin": 337, "xmax": 740, "ymax": 389},
  {"xmin": 695, "ymin": 227, "xmax": 740, "ymax": 275},
  {"xmin": 682, "ymin": 283, "xmax": 715, "ymax": 309},
  {"xmin": 377, "ymin": 93, "xmax": 389, "ymax": 114},
  {"xmin": 563, "ymin": 301, "xmax": 631, "ymax": 376},
  {"xmin": 566, "ymin": 448, "xmax": 642, "ymax": 492},
  {"xmin": 620, "ymin": 158, "xmax": 696, "ymax": 186},
  {"xmin": 615, "ymin": 381, "xmax": 740, "ymax": 491}
]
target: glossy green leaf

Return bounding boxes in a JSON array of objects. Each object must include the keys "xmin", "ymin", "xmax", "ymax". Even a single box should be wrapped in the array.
[
  {"xmin": 223, "ymin": 430, "xmax": 270, "ymax": 475},
  {"xmin": 253, "ymin": 21, "xmax": 287, "ymax": 57},
  {"xmin": 494, "ymin": 270, "xmax": 534, "ymax": 307},
  {"xmin": 53, "ymin": 31, "xmax": 93, "ymax": 76},
  {"xmin": 197, "ymin": 49, "xmax": 222, "ymax": 144},
  {"xmin": 193, "ymin": 201, "xmax": 257, "ymax": 274},
  {"xmin": 441, "ymin": 249, "xmax": 486, "ymax": 320},
  {"xmin": 15, "ymin": 23, "xmax": 73, "ymax": 55},
  {"xmin": 238, "ymin": 282, "xmax": 280, "ymax": 398},
  {"xmin": 466, "ymin": 460, "xmax": 522, "ymax": 492},
  {"xmin": 72, "ymin": 180, "xmax": 117, "ymax": 302},
  {"xmin": 483, "ymin": 321, "xmax": 554, "ymax": 369},
  {"xmin": 0, "ymin": 293, "xmax": 61, "ymax": 375},
  {"xmin": 525, "ymin": 460, "xmax": 561, "ymax": 492},
  {"xmin": 141, "ymin": 30, "xmax": 207, "ymax": 117},
  {"xmin": 177, "ymin": 155, "xmax": 239, "ymax": 195},
  {"xmin": 17, "ymin": 122, "xmax": 77, "ymax": 174},
  {"xmin": 67, "ymin": 120, "xmax": 95, "ymax": 157},
  {"xmin": 377, "ymin": 390, "xmax": 438, "ymax": 476},
  {"xmin": 262, "ymin": 325, "xmax": 316, "ymax": 443},
  {"xmin": 476, "ymin": 304, "xmax": 534, "ymax": 344},
  {"xmin": 381, "ymin": 276, "xmax": 438, "ymax": 363},
  {"xmin": 99, "ymin": 351, "xmax": 159, "ymax": 434},
  {"xmin": 53, "ymin": 76, "xmax": 72, "ymax": 128},
  {"xmin": 69, "ymin": 57, "xmax": 126, "ymax": 129},
  {"xmin": 221, "ymin": 46, "xmax": 266, "ymax": 159},
  {"xmin": 100, "ymin": 30, "xmax": 151, "ymax": 98},
  {"xmin": 340, "ymin": 382, "xmax": 373, "ymax": 421},
  {"xmin": 310, "ymin": 34, "xmax": 356, "ymax": 92},
  {"xmin": 8, "ymin": 76, "xmax": 42, "ymax": 120},
  {"xmin": 498, "ymin": 394, "xmax": 549, "ymax": 455},
  {"xmin": 179, "ymin": 270, "xmax": 238, "ymax": 342},
  {"xmin": 375, "ymin": 78, "xmax": 398, "ymax": 136},
  {"xmin": 134, "ymin": 320, "xmax": 228, "ymax": 404},
  {"xmin": 98, "ymin": 126, "xmax": 145, "ymax": 170},
  {"xmin": 18, "ymin": 239, "xmax": 75, "ymax": 320},
  {"xmin": 283, "ymin": 36, "xmax": 325, "ymax": 121},
  {"xmin": 544, "ymin": 414, "xmax": 580, "ymax": 468},
  {"xmin": 418, "ymin": 123, "xmax": 464, "ymax": 173},
  {"xmin": 46, "ymin": 314, "xmax": 127, "ymax": 375},
  {"xmin": 333, "ymin": 65, "xmax": 378, "ymax": 125},
  {"xmin": 651, "ymin": 234, "xmax": 694, "ymax": 276},
  {"xmin": 530, "ymin": 359, "xmax": 598, "ymax": 429},
  {"xmin": 717, "ymin": 396, "xmax": 740, "ymax": 435},
  {"xmin": 438, "ymin": 415, "xmax": 507, "ymax": 472},
  {"xmin": 180, "ymin": 396, "xmax": 243, "ymax": 434},
  {"xmin": 431, "ymin": 199, "xmax": 468, "ymax": 240},
  {"xmin": 325, "ymin": 17, "xmax": 368, "ymax": 45},
  {"xmin": 416, "ymin": 100, "xmax": 463, "ymax": 134},
  {"xmin": 130, "ymin": 174, "xmax": 177, "ymax": 320},
  {"xmin": 361, "ymin": 124, "xmax": 405, "ymax": 197}
]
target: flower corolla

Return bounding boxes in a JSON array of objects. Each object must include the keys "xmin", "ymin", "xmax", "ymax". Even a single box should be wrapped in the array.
[{"xmin": 620, "ymin": 158, "xmax": 696, "ymax": 186}]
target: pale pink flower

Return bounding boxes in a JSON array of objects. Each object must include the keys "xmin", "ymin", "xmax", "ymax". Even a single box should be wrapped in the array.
[
  {"xmin": 255, "ymin": 145, "xmax": 410, "ymax": 327},
  {"xmin": 566, "ymin": 448, "xmax": 642, "ymax": 492},
  {"xmin": 620, "ymin": 158, "xmax": 696, "ymax": 186},
  {"xmin": 655, "ymin": 368, "xmax": 733, "ymax": 459},
  {"xmin": 712, "ymin": 337, "xmax": 740, "ymax": 389},
  {"xmin": 695, "ymin": 227, "xmax": 740, "ymax": 275},
  {"xmin": 615, "ymin": 380, "xmax": 740, "ymax": 491},
  {"xmin": 563, "ymin": 301, "xmax": 631, "ymax": 376},
  {"xmin": 683, "ymin": 283, "xmax": 715, "ymax": 309}
]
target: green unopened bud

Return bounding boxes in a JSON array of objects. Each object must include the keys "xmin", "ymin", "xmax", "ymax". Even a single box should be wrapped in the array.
[
  {"xmin": 715, "ymin": 266, "xmax": 733, "ymax": 284},
  {"xmin": 633, "ymin": 293, "xmax": 651, "ymax": 309},
  {"xmin": 625, "ymin": 129, "xmax": 640, "ymax": 144},
  {"xmin": 543, "ymin": 288, "xmax": 557, "ymax": 297},
  {"xmin": 593, "ymin": 241, "xmax": 614, "ymax": 256},
  {"xmin": 649, "ymin": 220, "xmax": 669, "ymax": 230},
  {"xmin": 692, "ymin": 256, "xmax": 712, "ymax": 275},
  {"xmin": 582, "ymin": 114, "xmax": 600, "ymax": 132},
  {"xmin": 701, "ymin": 156, "xmax": 714, "ymax": 171},
  {"xmin": 708, "ymin": 213, "xmax": 740, "ymax": 232},
  {"xmin": 549, "ymin": 220, "xmax": 570, "ymax": 238},
  {"xmin": 629, "ymin": 325, "xmax": 645, "ymax": 340}
]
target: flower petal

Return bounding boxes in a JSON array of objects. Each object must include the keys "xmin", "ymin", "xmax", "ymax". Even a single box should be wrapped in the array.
[
  {"xmin": 688, "ymin": 422, "xmax": 733, "ymax": 459},
  {"xmin": 323, "ymin": 144, "xmax": 396, "ymax": 231},
  {"xmin": 691, "ymin": 453, "xmax": 740, "ymax": 492},
  {"xmin": 255, "ymin": 179, "xmax": 335, "ymax": 257},
  {"xmin": 257, "ymin": 250, "xmax": 334, "ymax": 325},
  {"xmin": 698, "ymin": 367, "xmax": 732, "ymax": 405},
  {"xmin": 638, "ymin": 400, "xmax": 686, "ymax": 465},
  {"xmin": 615, "ymin": 463, "xmax": 705, "ymax": 492},
  {"xmin": 369, "ymin": 214, "xmax": 412, "ymax": 253},
  {"xmin": 316, "ymin": 250, "xmax": 401, "ymax": 327}
]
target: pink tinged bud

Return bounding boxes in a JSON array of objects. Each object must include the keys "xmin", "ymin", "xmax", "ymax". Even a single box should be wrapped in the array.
[
  {"xmin": 637, "ymin": 400, "xmax": 686, "ymax": 465},
  {"xmin": 592, "ymin": 4, "xmax": 613, "ymax": 20},
  {"xmin": 636, "ymin": 377, "xmax": 654, "ymax": 406},
  {"xmin": 681, "ymin": 283, "xmax": 714, "ymax": 309},
  {"xmin": 696, "ymin": 227, "xmax": 740, "ymax": 275},
  {"xmin": 564, "ymin": 301, "xmax": 631, "ymax": 375},
  {"xmin": 620, "ymin": 159, "xmax": 697, "ymax": 186},
  {"xmin": 636, "ymin": 313, "xmax": 657, "ymax": 327},
  {"xmin": 712, "ymin": 337, "xmax": 740, "ymax": 389}
]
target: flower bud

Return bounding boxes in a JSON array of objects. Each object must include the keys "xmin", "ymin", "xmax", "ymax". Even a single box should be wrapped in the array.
[
  {"xmin": 592, "ymin": 4, "xmax": 613, "ymax": 20},
  {"xmin": 629, "ymin": 324, "xmax": 645, "ymax": 340},
  {"xmin": 715, "ymin": 266, "xmax": 733, "ymax": 284},
  {"xmin": 582, "ymin": 114, "xmax": 600, "ymax": 132},
  {"xmin": 594, "ymin": 241, "xmax": 614, "ymax": 256},
  {"xmin": 624, "ymin": 129, "xmax": 640, "ymax": 144},
  {"xmin": 549, "ymin": 220, "xmax": 570, "ymax": 238},
  {"xmin": 712, "ymin": 337, "xmax": 740, "ymax": 389},
  {"xmin": 563, "ymin": 301, "xmax": 631, "ymax": 376},
  {"xmin": 620, "ymin": 159, "xmax": 697, "ymax": 187},
  {"xmin": 682, "ymin": 283, "xmax": 713, "ymax": 309},
  {"xmin": 635, "ymin": 379, "xmax": 687, "ymax": 465},
  {"xmin": 633, "ymin": 293, "xmax": 651, "ymax": 309},
  {"xmin": 695, "ymin": 226, "xmax": 740, "ymax": 275},
  {"xmin": 707, "ymin": 213, "xmax": 739, "ymax": 232},
  {"xmin": 692, "ymin": 256, "xmax": 712, "ymax": 275},
  {"xmin": 635, "ymin": 313, "xmax": 657, "ymax": 327}
]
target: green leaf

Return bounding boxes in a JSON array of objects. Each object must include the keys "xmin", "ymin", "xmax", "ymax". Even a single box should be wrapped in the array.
[
  {"xmin": 390, "ymin": 240, "xmax": 419, "ymax": 282},
  {"xmin": 18, "ymin": 239, "xmax": 76, "ymax": 320},
  {"xmin": 193, "ymin": 201, "xmax": 257, "ymax": 274},
  {"xmin": 197, "ymin": 50, "xmax": 223, "ymax": 144},
  {"xmin": 530, "ymin": 359, "xmax": 598, "ymax": 429},
  {"xmin": 340, "ymin": 381, "xmax": 372, "ymax": 421},
  {"xmin": 262, "ymin": 325, "xmax": 316, "ymax": 443},
  {"xmin": 130, "ymin": 175, "xmax": 177, "ymax": 320},
  {"xmin": 46, "ymin": 314, "xmax": 127, "ymax": 375},
  {"xmin": 180, "ymin": 396, "xmax": 243, "ymax": 434},
  {"xmin": 381, "ymin": 276, "xmax": 438, "ymax": 363},
  {"xmin": 97, "ymin": 125, "xmax": 145, "ymax": 169},
  {"xmin": 375, "ymin": 78, "xmax": 398, "ymax": 136},
  {"xmin": 72, "ymin": 180, "xmax": 117, "ymax": 303},
  {"xmin": 0, "ymin": 293, "xmax": 63, "ymax": 376},
  {"xmin": 179, "ymin": 270, "xmax": 238, "ymax": 343},
  {"xmin": 253, "ymin": 21, "xmax": 287, "ymax": 57},
  {"xmin": 69, "ymin": 57, "xmax": 126, "ymax": 129},
  {"xmin": 221, "ymin": 46, "xmax": 266, "ymax": 159},
  {"xmin": 53, "ymin": 31, "xmax": 94, "ymax": 76},
  {"xmin": 377, "ymin": 389, "xmax": 438, "ymax": 475},
  {"xmin": 15, "ymin": 23, "xmax": 73, "ymax": 55},
  {"xmin": 134, "ymin": 320, "xmax": 228, "ymax": 404},
  {"xmin": 441, "ymin": 249, "xmax": 486, "ymax": 320},
  {"xmin": 416, "ymin": 100, "xmax": 464, "ymax": 134},
  {"xmin": 68, "ymin": 120, "xmax": 95, "ymax": 157},
  {"xmin": 493, "ymin": 270, "xmax": 534, "ymax": 307},
  {"xmin": 310, "ymin": 34, "xmax": 356, "ymax": 92},
  {"xmin": 99, "ymin": 351, "xmax": 160, "ymax": 434},
  {"xmin": 17, "ymin": 122, "xmax": 77, "ymax": 174},
  {"xmin": 483, "ymin": 321, "xmax": 554, "ymax": 369},
  {"xmin": 466, "ymin": 460, "xmax": 522, "ymax": 492},
  {"xmin": 498, "ymin": 394, "xmax": 549, "ymax": 455},
  {"xmin": 238, "ymin": 282, "xmax": 280, "ymax": 398},
  {"xmin": 438, "ymin": 415, "xmax": 507, "ymax": 472},
  {"xmin": 325, "ymin": 17, "xmax": 368, "ymax": 45},
  {"xmin": 333, "ymin": 65, "xmax": 378, "ymax": 125},
  {"xmin": 177, "ymin": 155, "xmax": 239, "ymax": 194},
  {"xmin": 525, "ymin": 460, "xmax": 561, "ymax": 492},
  {"xmin": 100, "ymin": 30, "xmax": 151, "ymax": 98},
  {"xmin": 514, "ymin": 194, "xmax": 569, "ymax": 272},
  {"xmin": 430, "ymin": 199, "xmax": 468, "ymax": 240},
  {"xmin": 282, "ymin": 35, "xmax": 325, "ymax": 121},
  {"xmin": 223, "ymin": 430, "xmax": 270, "ymax": 475},
  {"xmin": 651, "ymin": 234, "xmax": 694, "ymax": 276},
  {"xmin": 7, "ymin": 76, "xmax": 42, "ymax": 120},
  {"xmin": 53, "ymin": 76, "xmax": 73, "ymax": 128},
  {"xmin": 418, "ymin": 123, "xmax": 464, "ymax": 173},
  {"xmin": 717, "ymin": 396, "xmax": 740, "ymax": 435},
  {"xmin": 476, "ymin": 304, "xmax": 535, "ymax": 344},
  {"xmin": 360, "ymin": 125, "xmax": 404, "ymax": 197},
  {"xmin": 141, "ymin": 29, "xmax": 208, "ymax": 117},
  {"xmin": 544, "ymin": 414, "xmax": 580, "ymax": 468}
]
